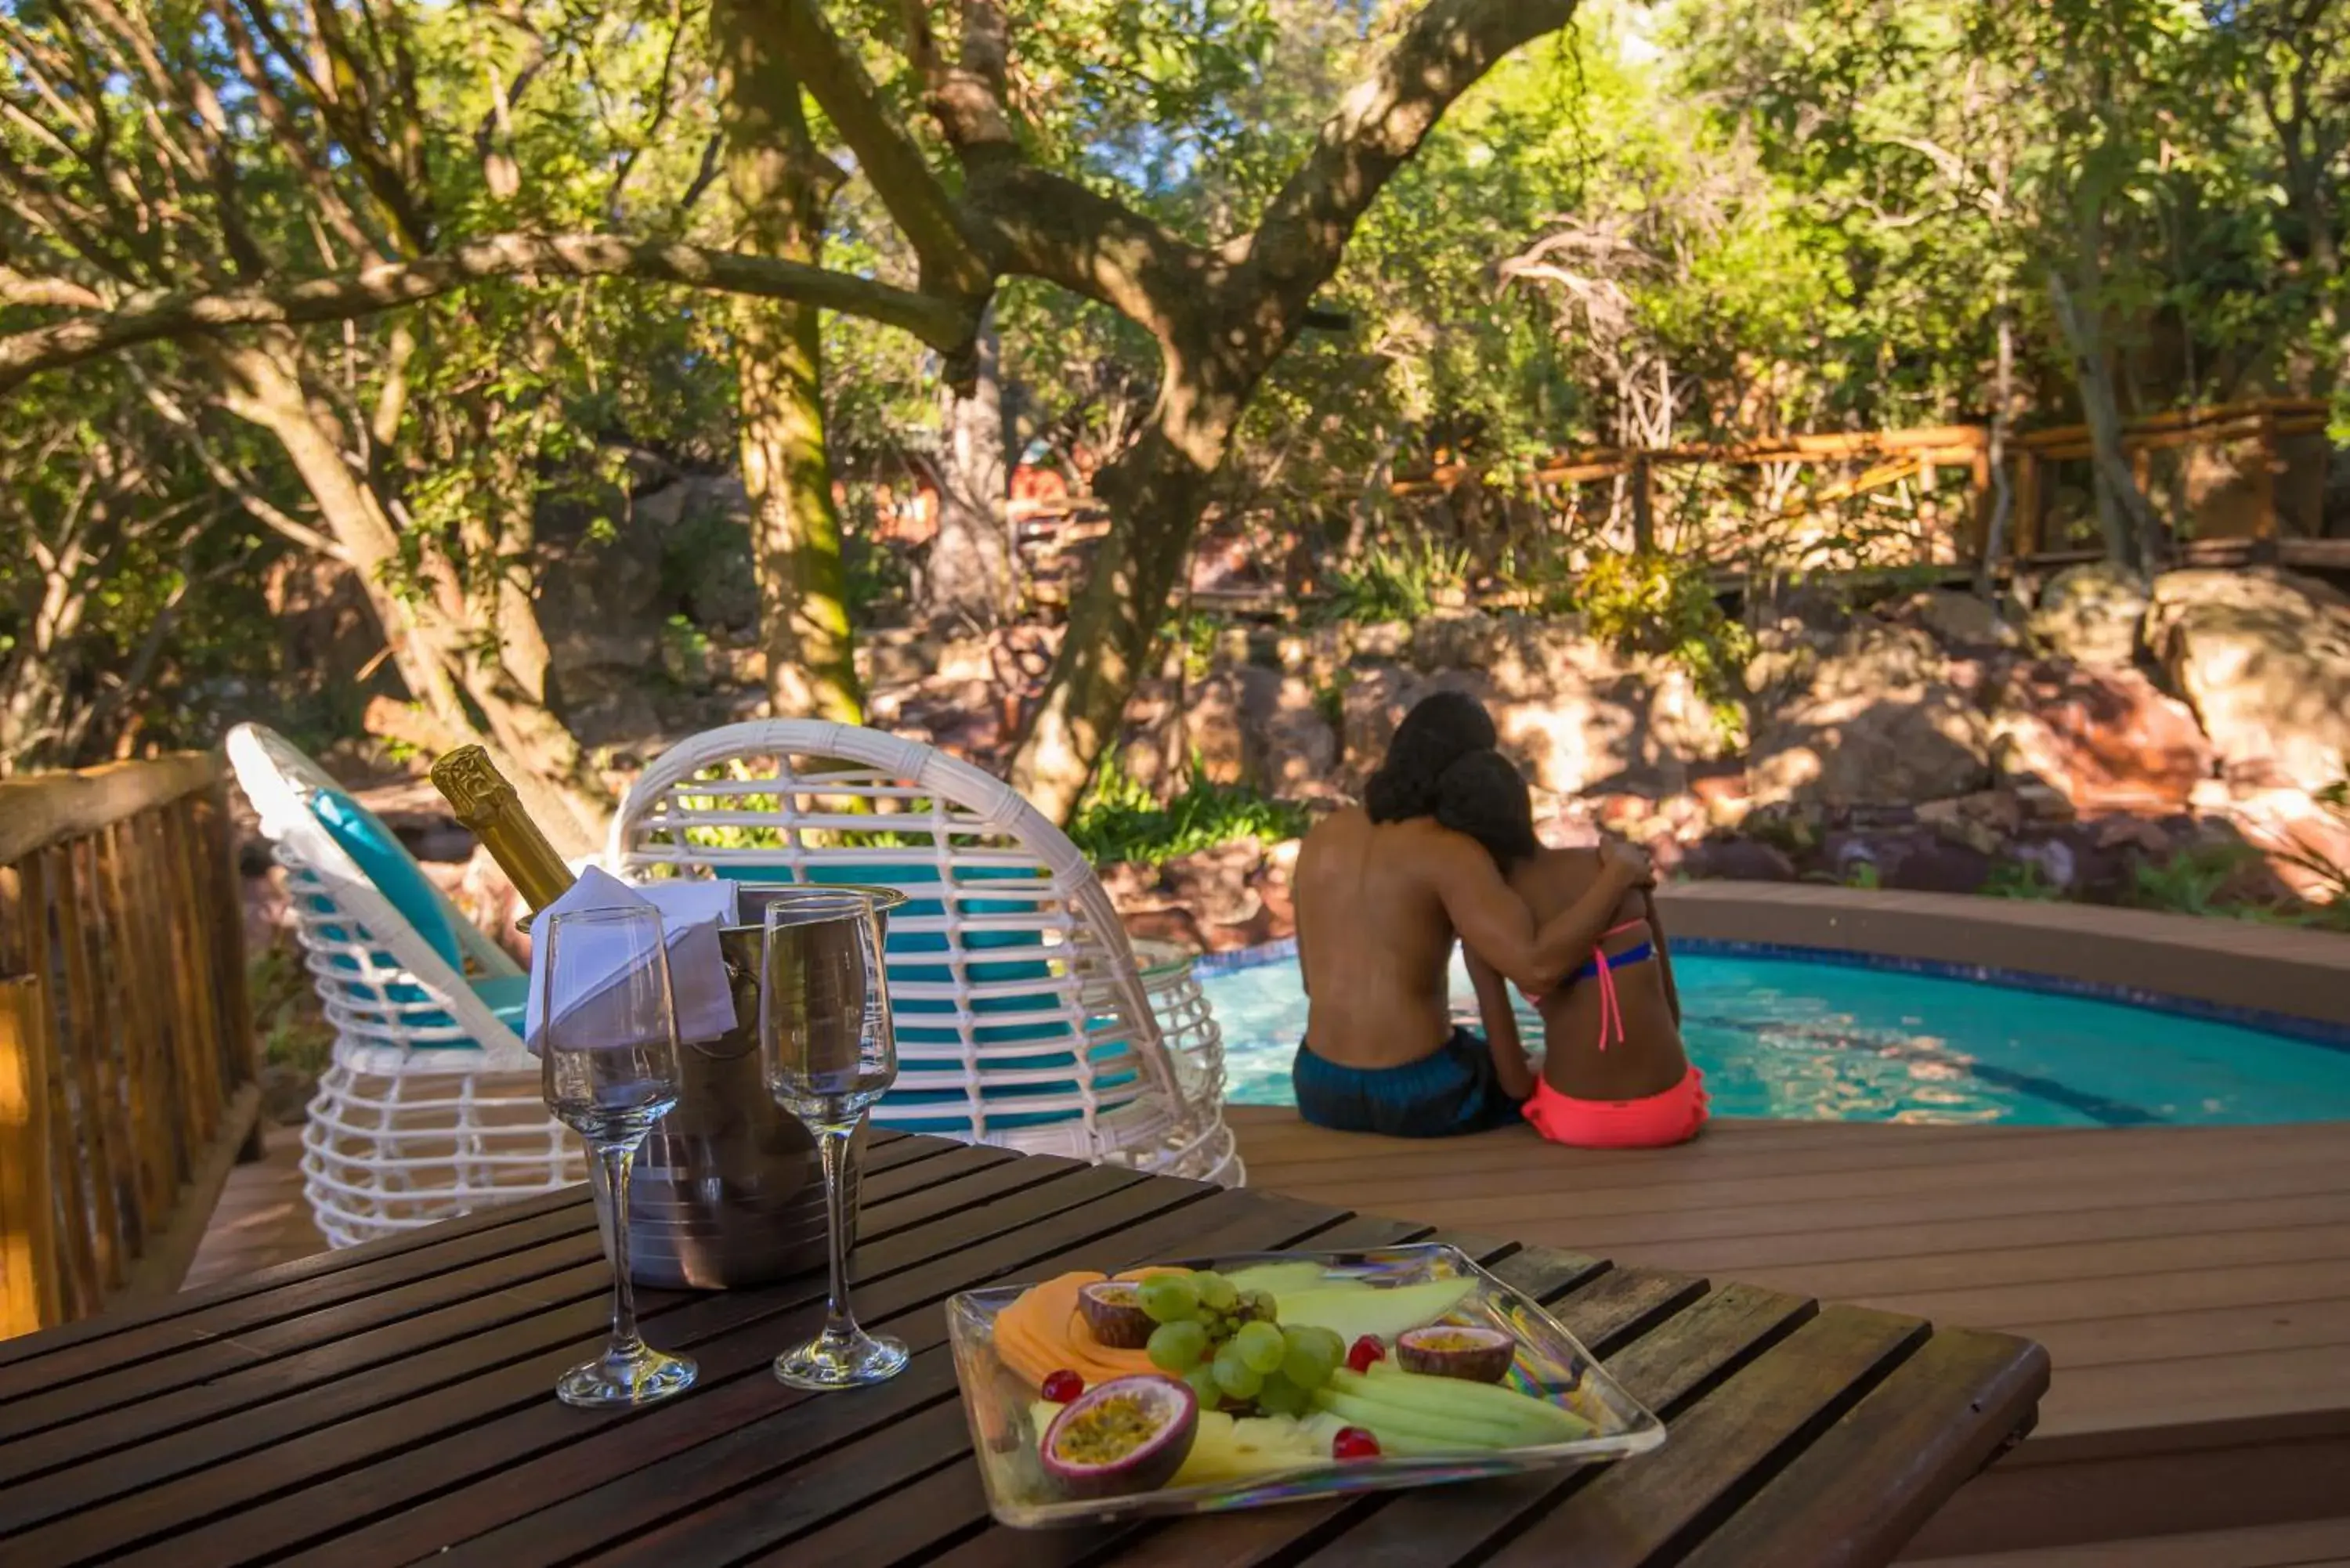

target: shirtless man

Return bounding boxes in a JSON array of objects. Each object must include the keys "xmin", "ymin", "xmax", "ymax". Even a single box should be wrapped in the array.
[{"xmin": 1291, "ymin": 692, "xmax": 1650, "ymax": 1137}]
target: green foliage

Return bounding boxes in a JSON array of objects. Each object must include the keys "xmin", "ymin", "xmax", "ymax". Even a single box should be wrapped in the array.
[
  {"xmin": 250, "ymin": 944, "xmax": 334, "ymax": 1078},
  {"xmin": 2126, "ymin": 842, "xmax": 2265, "ymax": 919},
  {"xmin": 1575, "ymin": 552, "xmax": 1755, "ymax": 732},
  {"xmin": 1984, "ymin": 860, "xmax": 2064, "ymax": 901},
  {"xmin": 1321, "ymin": 535, "xmax": 1470, "ymax": 625},
  {"xmin": 1068, "ymin": 755, "xmax": 1311, "ymax": 869}
]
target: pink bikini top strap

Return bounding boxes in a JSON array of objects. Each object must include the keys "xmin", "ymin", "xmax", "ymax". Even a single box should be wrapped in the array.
[{"xmin": 1589, "ymin": 919, "xmax": 1647, "ymax": 1053}]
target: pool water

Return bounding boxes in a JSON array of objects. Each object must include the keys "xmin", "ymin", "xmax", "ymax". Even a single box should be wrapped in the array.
[{"xmin": 1202, "ymin": 949, "xmax": 2350, "ymax": 1127}]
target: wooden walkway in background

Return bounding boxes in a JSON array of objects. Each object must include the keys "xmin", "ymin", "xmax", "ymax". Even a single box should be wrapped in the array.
[
  {"xmin": 1230, "ymin": 1109, "xmax": 2350, "ymax": 1559},
  {"xmin": 182, "ymin": 1133, "xmax": 320, "ymax": 1292}
]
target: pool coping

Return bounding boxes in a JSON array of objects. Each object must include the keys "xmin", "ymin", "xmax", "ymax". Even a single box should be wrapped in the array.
[{"xmin": 1188, "ymin": 883, "xmax": 2350, "ymax": 1047}]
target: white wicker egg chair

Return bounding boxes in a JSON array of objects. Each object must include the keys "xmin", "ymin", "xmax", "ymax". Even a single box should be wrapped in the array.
[
  {"xmin": 226, "ymin": 724, "xmax": 580, "ymax": 1246},
  {"xmin": 610, "ymin": 721, "xmax": 1242, "ymax": 1186}
]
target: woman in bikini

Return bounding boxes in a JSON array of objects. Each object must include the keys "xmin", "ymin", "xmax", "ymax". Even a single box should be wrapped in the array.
[{"xmin": 1437, "ymin": 750, "xmax": 1709, "ymax": 1149}]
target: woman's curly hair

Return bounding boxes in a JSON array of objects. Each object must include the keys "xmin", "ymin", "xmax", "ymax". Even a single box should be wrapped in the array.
[
  {"xmin": 1432, "ymin": 748, "xmax": 1540, "ymax": 870},
  {"xmin": 1363, "ymin": 690, "xmax": 1499, "ymax": 823}
]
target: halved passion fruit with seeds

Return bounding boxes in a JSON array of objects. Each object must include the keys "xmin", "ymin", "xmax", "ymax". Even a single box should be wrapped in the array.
[
  {"xmin": 1394, "ymin": 1324, "xmax": 1516, "ymax": 1383},
  {"xmin": 1076, "ymin": 1281, "xmax": 1156, "ymax": 1348},
  {"xmin": 1039, "ymin": 1375, "xmax": 1198, "ymax": 1496}
]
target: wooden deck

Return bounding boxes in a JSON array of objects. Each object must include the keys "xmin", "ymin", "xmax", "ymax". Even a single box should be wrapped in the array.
[
  {"xmin": 185, "ymin": 1111, "xmax": 2350, "ymax": 1557},
  {"xmin": 1230, "ymin": 1107, "xmax": 2350, "ymax": 1558}
]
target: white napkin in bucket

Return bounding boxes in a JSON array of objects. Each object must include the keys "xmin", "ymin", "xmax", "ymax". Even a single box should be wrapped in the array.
[{"xmin": 522, "ymin": 867, "xmax": 739, "ymax": 1053}]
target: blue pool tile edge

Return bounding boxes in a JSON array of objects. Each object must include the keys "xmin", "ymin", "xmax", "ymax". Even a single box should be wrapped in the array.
[{"xmin": 1182, "ymin": 933, "xmax": 2350, "ymax": 1053}]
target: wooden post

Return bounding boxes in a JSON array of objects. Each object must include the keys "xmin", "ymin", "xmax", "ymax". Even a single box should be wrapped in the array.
[
  {"xmin": 1631, "ymin": 453, "xmax": 1656, "ymax": 555},
  {"xmin": 1967, "ymin": 443, "xmax": 1993, "ymax": 562},
  {"xmin": 2015, "ymin": 451, "xmax": 2042, "ymax": 560},
  {"xmin": 0, "ymin": 974, "xmax": 58, "ymax": 1336},
  {"xmin": 2254, "ymin": 401, "xmax": 2278, "ymax": 540}
]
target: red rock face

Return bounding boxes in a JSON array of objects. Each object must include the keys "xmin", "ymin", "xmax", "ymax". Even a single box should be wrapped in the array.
[{"xmin": 1990, "ymin": 663, "xmax": 2215, "ymax": 814}]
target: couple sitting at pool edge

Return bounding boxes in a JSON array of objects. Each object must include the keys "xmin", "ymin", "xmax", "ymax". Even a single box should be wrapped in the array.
[{"xmin": 1289, "ymin": 690, "xmax": 1708, "ymax": 1150}]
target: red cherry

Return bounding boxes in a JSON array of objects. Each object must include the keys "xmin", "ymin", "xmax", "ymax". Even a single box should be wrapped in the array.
[
  {"xmin": 1346, "ymin": 1335, "xmax": 1387, "ymax": 1375},
  {"xmin": 1041, "ymin": 1368, "xmax": 1085, "ymax": 1404},
  {"xmin": 1332, "ymin": 1425, "xmax": 1382, "ymax": 1461}
]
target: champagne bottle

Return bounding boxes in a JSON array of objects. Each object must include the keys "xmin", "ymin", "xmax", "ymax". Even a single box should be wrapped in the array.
[{"xmin": 428, "ymin": 746, "xmax": 580, "ymax": 912}]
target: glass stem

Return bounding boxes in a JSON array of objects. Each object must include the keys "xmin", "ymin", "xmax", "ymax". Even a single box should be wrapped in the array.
[
  {"xmin": 600, "ymin": 1141, "xmax": 643, "ymax": 1359},
  {"xmin": 817, "ymin": 1118, "xmax": 859, "ymax": 1343}
]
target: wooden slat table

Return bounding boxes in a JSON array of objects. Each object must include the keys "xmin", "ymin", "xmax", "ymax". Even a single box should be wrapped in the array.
[{"xmin": 0, "ymin": 1133, "xmax": 2047, "ymax": 1567}]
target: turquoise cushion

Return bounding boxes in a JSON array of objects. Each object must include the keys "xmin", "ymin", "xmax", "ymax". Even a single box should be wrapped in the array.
[
  {"xmin": 310, "ymin": 786, "xmax": 463, "ymax": 970},
  {"xmin": 471, "ymin": 972, "xmax": 531, "ymax": 1034},
  {"xmin": 718, "ymin": 862, "xmax": 1140, "ymax": 1132}
]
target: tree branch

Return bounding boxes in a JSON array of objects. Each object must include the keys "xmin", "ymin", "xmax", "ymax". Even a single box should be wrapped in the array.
[
  {"xmin": 761, "ymin": 0, "xmax": 991, "ymax": 299},
  {"xmin": 1244, "ymin": 0, "xmax": 1578, "ymax": 300},
  {"xmin": 964, "ymin": 164, "xmax": 1218, "ymax": 330},
  {"xmin": 0, "ymin": 231, "xmax": 982, "ymax": 391}
]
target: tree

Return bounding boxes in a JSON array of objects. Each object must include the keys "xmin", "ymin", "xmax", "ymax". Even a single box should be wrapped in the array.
[
  {"xmin": 716, "ymin": 0, "xmax": 862, "ymax": 722},
  {"xmin": 2, "ymin": 0, "xmax": 1584, "ymax": 820}
]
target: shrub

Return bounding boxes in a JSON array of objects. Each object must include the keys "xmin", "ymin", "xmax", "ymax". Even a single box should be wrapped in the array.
[
  {"xmin": 1321, "ymin": 533, "xmax": 1470, "ymax": 624},
  {"xmin": 1576, "ymin": 551, "xmax": 1754, "ymax": 737},
  {"xmin": 1069, "ymin": 753, "xmax": 1311, "ymax": 868}
]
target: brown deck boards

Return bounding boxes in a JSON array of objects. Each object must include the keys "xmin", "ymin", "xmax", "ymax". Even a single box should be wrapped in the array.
[
  {"xmin": 1231, "ymin": 1108, "xmax": 2350, "ymax": 1555},
  {"xmin": 1231, "ymin": 1111, "xmax": 2350, "ymax": 1439}
]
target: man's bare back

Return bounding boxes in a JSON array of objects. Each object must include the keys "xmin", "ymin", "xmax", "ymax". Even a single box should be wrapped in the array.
[{"xmin": 1293, "ymin": 807, "xmax": 1642, "ymax": 1070}]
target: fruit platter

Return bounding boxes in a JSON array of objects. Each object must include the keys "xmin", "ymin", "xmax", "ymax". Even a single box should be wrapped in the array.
[{"xmin": 944, "ymin": 1243, "xmax": 1666, "ymax": 1526}]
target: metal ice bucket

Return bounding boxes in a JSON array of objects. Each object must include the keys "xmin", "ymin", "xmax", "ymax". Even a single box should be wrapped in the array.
[{"xmin": 556, "ymin": 882, "xmax": 906, "ymax": 1289}]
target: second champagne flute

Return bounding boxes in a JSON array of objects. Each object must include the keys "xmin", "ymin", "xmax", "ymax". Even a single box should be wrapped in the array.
[
  {"xmin": 759, "ymin": 888, "xmax": 906, "ymax": 1389},
  {"xmin": 540, "ymin": 904, "xmax": 699, "ymax": 1408}
]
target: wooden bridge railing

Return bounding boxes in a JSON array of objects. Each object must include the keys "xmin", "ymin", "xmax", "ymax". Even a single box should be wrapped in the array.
[
  {"xmin": 0, "ymin": 752, "xmax": 257, "ymax": 1338},
  {"xmin": 1387, "ymin": 396, "xmax": 2335, "ymax": 567}
]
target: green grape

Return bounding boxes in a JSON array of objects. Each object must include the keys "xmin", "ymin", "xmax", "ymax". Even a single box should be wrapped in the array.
[
  {"xmin": 1255, "ymin": 1371, "xmax": 1311, "ymax": 1418},
  {"xmin": 1233, "ymin": 1320, "xmax": 1286, "ymax": 1375},
  {"xmin": 1211, "ymin": 1343, "xmax": 1264, "ymax": 1400},
  {"xmin": 1147, "ymin": 1318, "xmax": 1212, "ymax": 1373},
  {"xmin": 1242, "ymin": 1290, "xmax": 1277, "ymax": 1324},
  {"xmin": 1139, "ymin": 1273, "xmax": 1200, "ymax": 1325},
  {"xmin": 1194, "ymin": 1271, "xmax": 1239, "ymax": 1313},
  {"xmin": 1280, "ymin": 1324, "xmax": 1340, "ymax": 1389},
  {"xmin": 1183, "ymin": 1361, "xmax": 1223, "ymax": 1407}
]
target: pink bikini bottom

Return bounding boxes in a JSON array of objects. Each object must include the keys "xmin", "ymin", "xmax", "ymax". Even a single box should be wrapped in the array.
[{"xmin": 1523, "ymin": 1066, "xmax": 1709, "ymax": 1150}]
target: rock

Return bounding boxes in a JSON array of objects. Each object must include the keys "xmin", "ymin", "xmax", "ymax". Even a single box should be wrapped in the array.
[
  {"xmin": 2194, "ymin": 783, "xmax": 2350, "ymax": 905},
  {"xmin": 1241, "ymin": 674, "xmax": 1340, "ymax": 794},
  {"xmin": 1915, "ymin": 797, "xmax": 2008, "ymax": 857},
  {"xmin": 1410, "ymin": 611, "xmax": 1507, "ymax": 673},
  {"xmin": 1988, "ymin": 662, "xmax": 2214, "ymax": 813},
  {"xmin": 2005, "ymin": 836, "xmax": 2079, "ymax": 893},
  {"xmin": 1746, "ymin": 624, "xmax": 1991, "ymax": 808},
  {"xmin": 1676, "ymin": 837, "xmax": 1798, "ymax": 882},
  {"xmin": 2030, "ymin": 562, "xmax": 2149, "ymax": 669},
  {"xmin": 1351, "ymin": 621, "xmax": 1412, "ymax": 660},
  {"xmin": 2147, "ymin": 567, "xmax": 2350, "ymax": 793},
  {"xmin": 1183, "ymin": 674, "xmax": 1252, "ymax": 785},
  {"xmin": 1338, "ymin": 664, "xmax": 1416, "ymax": 779},
  {"xmin": 1896, "ymin": 588, "xmax": 2017, "ymax": 650}
]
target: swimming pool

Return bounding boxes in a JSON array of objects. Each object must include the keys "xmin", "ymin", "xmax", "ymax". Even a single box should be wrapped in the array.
[{"xmin": 1198, "ymin": 944, "xmax": 2350, "ymax": 1127}]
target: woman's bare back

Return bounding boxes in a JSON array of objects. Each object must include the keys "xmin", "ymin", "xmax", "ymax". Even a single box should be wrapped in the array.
[{"xmin": 1508, "ymin": 849, "xmax": 1690, "ymax": 1100}]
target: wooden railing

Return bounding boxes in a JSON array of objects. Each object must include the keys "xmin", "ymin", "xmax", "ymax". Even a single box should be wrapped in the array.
[
  {"xmin": 1386, "ymin": 396, "xmax": 2335, "ymax": 566},
  {"xmin": 0, "ymin": 753, "xmax": 258, "ymax": 1337}
]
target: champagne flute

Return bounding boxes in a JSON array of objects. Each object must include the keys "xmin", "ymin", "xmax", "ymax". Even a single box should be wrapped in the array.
[
  {"xmin": 540, "ymin": 905, "xmax": 699, "ymax": 1408},
  {"xmin": 759, "ymin": 888, "xmax": 906, "ymax": 1389}
]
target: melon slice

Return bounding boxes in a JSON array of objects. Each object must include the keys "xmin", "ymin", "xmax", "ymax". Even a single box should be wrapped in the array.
[
  {"xmin": 1273, "ymin": 1277, "xmax": 1477, "ymax": 1344},
  {"xmin": 1223, "ymin": 1260, "xmax": 1331, "ymax": 1299}
]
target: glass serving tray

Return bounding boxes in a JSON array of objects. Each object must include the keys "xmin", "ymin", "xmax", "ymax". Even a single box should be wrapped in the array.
[{"xmin": 944, "ymin": 1242, "xmax": 1667, "ymax": 1527}]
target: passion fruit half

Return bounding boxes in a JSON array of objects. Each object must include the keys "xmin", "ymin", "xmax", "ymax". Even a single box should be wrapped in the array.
[
  {"xmin": 1394, "ymin": 1324, "xmax": 1516, "ymax": 1383},
  {"xmin": 1077, "ymin": 1281, "xmax": 1157, "ymax": 1348},
  {"xmin": 1039, "ymin": 1375, "xmax": 1199, "ymax": 1497}
]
